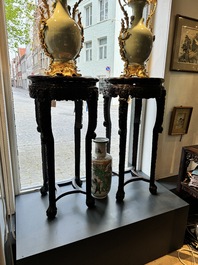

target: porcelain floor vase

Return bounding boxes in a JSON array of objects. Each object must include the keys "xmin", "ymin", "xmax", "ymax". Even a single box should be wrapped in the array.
[
  {"xmin": 91, "ymin": 138, "xmax": 112, "ymax": 199},
  {"xmin": 119, "ymin": 0, "xmax": 157, "ymax": 77},
  {"xmin": 40, "ymin": 0, "xmax": 83, "ymax": 76}
]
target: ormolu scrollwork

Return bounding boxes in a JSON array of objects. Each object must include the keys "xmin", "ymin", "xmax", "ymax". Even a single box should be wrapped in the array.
[
  {"xmin": 39, "ymin": 0, "xmax": 84, "ymax": 76},
  {"xmin": 118, "ymin": 0, "xmax": 157, "ymax": 77}
]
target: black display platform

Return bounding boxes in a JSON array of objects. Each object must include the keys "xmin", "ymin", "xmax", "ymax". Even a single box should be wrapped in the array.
[{"xmin": 16, "ymin": 175, "xmax": 189, "ymax": 265}]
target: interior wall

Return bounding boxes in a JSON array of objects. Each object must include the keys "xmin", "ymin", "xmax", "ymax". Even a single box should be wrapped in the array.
[
  {"xmin": 141, "ymin": 0, "xmax": 172, "ymax": 175},
  {"xmin": 156, "ymin": 0, "xmax": 198, "ymax": 179}
]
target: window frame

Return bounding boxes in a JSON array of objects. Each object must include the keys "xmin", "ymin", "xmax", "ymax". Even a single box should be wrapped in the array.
[
  {"xmin": 85, "ymin": 41, "xmax": 92, "ymax": 61},
  {"xmin": 99, "ymin": 0, "xmax": 108, "ymax": 22},
  {"xmin": 0, "ymin": 0, "xmax": 150, "ymax": 197},
  {"xmin": 85, "ymin": 3, "xmax": 92, "ymax": 27},
  {"xmin": 98, "ymin": 37, "xmax": 107, "ymax": 60}
]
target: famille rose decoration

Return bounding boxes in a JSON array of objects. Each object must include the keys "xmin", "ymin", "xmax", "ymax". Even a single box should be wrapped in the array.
[
  {"xmin": 39, "ymin": 0, "xmax": 84, "ymax": 76},
  {"xmin": 92, "ymin": 138, "xmax": 112, "ymax": 199},
  {"xmin": 118, "ymin": 0, "xmax": 157, "ymax": 77}
]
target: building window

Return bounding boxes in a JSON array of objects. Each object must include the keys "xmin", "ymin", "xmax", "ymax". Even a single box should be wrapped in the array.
[
  {"xmin": 39, "ymin": 51, "xmax": 49, "ymax": 69},
  {"xmin": 85, "ymin": 4, "xmax": 92, "ymax": 27},
  {"xmin": 99, "ymin": 0, "xmax": 108, "ymax": 21},
  {"xmin": 99, "ymin": 37, "xmax": 107, "ymax": 60},
  {"xmin": 33, "ymin": 49, "xmax": 38, "ymax": 66},
  {"xmin": 40, "ymin": 51, "xmax": 45, "ymax": 68},
  {"xmin": 21, "ymin": 60, "xmax": 26, "ymax": 73},
  {"xmin": 85, "ymin": 41, "xmax": 92, "ymax": 61}
]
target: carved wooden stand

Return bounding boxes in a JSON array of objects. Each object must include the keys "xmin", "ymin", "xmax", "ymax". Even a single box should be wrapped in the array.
[
  {"xmin": 104, "ymin": 77, "xmax": 166, "ymax": 202},
  {"xmin": 28, "ymin": 75, "xmax": 98, "ymax": 218}
]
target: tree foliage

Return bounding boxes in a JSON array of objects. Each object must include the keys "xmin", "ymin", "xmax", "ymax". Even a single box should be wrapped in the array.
[{"xmin": 4, "ymin": 0, "xmax": 35, "ymax": 51}]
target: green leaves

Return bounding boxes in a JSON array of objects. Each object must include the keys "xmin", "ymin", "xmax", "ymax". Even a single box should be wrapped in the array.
[{"xmin": 4, "ymin": 0, "xmax": 35, "ymax": 51}]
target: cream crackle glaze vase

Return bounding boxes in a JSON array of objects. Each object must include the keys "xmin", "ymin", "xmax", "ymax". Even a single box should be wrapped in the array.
[
  {"xmin": 118, "ymin": 0, "xmax": 157, "ymax": 77},
  {"xmin": 39, "ymin": 0, "xmax": 83, "ymax": 76},
  {"xmin": 92, "ymin": 138, "xmax": 112, "ymax": 199}
]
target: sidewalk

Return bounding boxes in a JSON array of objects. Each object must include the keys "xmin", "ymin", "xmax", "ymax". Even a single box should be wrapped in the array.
[{"xmin": 13, "ymin": 87, "xmax": 123, "ymax": 190}]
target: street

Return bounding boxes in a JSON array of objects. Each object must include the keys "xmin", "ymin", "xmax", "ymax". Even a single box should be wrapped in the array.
[{"xmin": 12, "ymin": 86, "xmax": 125, "ymax": 190}]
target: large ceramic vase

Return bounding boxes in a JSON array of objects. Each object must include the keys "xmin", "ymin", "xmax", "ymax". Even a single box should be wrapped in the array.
[
  {"xmin": 118, "ymin": 0, "xmax": 157, "ymax": 77},
  {"xmin": 39, "ymin": 0, "xmax": 83, "ymax": 76},
  {"xmin": 91, "ymin": 138, "xmax": 112, "ymax": 199}
]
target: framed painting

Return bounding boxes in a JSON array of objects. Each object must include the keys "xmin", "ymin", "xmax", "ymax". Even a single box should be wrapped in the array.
[
  {"xmin": 169, "ymin": 107, "xmax": 193, "ymax": 135},
  {"xmin": 170, "ymin": 15, "xmax": 198, "ymax": 72}
]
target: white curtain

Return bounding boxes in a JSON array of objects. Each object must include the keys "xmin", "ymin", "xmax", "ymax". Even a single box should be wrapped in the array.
[
  {"xmin": 0, "ymin": 0, "xmax": 20, "ymax": 263},
  {"xmin": 0, "ymin": 229, "xmax": 6, "ymax": 265},
  {"xmin": 0, "ymin": 168, "xmax": 7, "ymax": 265},
  {"xmin": 0, "ymin": 0, "xmax": 20, "ymax": 214}
]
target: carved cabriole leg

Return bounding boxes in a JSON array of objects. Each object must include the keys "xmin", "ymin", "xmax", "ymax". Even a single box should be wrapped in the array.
[
  {"xmin": 150, "ymin": 89, "xmax": 166, "ymax": 195},
  {"xmin": 36, "ymin": 98, "xmax": 57, "ymax": 219},
  {"xmin": 74, "ymin": 100, "xmax": 83, "ymax": 187},
  {"xmin": 116, "ymin": 95, "xmax": 129, "ymax": 202},
  {"xmin": 103, "ymin": 95, "xmax": 112, "ymax": 154},
  {"xmin": 131, "ymin": 98, "xmax": 142, "ymax": 173},
  {"xmin": 85, "ymin": 87, "xmax": 98, "ymax": 208},
  {"xmin": 35, "ymin": 99, "xmax": 48, "ymax": 196}
]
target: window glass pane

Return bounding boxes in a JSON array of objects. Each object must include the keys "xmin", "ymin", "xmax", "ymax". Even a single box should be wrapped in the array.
[
  {"xmin": 4, "ymin": 0, "xmax": 135, "ymax": 192},
  {"xmin": 85, "ymin": 4, "xmax": 92, "ymax": 26},
  {"xmin": 99, "ymin": 47, "xmax": 103, "ymax": 59},
  {"xmin": 105, "ymin": 0, "xmax": 108, "ymax": 19},
  {"xmin": 90, "ymin": 50, "xmax": 92, "ymax": 60},
  {"xmin": 99, "ymin": 37, "xmax": 107, "ymax": 59},
  {"xmin": 85, "ymin": 41, "xmax": 92, "ymax": 61},
  {"xmin": 86, "ymin": 50, "xmax": 89, "ymax": 61},
  {"xmin": 99, "ymin": 0, "xmax": 104, "ymax": 21},
  {"xmin": 86, "ymin": 42, "xmax": 91, "ymax": 48},
  {"xmin": 90, "ymin": 6, "xmax": 92, "ymax": 25},
  {"xmin": 100, "ymin": 0, "xmax": 108, "ymax": 21},
  {"xmin": 86, "ymin": 7, "xmax": 89, "ymax": 26},
  {"xmin": 104, "ymin": 46, "xmax": 107, "ymax": 58},
  {"xmin": 99, "ymin": 38, "xmax": 107, "ymax": 45}
]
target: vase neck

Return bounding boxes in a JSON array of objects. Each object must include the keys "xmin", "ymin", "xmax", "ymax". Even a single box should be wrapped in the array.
[
  {"xmin": 94, "ymin": 138, "xmax": 109, "ymax": 158},
  {"xmin": 55, "ymin": 0, "xmax": 70, "ymax": 15},
  {"xmin": 59, "ymin": 0, "xmax": 67, "ymax": 6},
  {"xmin": 129, "ymin": 2, "xmax": 146, "ymax": 27}
]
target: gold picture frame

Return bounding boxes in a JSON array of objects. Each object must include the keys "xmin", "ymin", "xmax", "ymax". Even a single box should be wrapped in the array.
[
  {"xmin": 169, "ymin": 107, "xmax": 193, "ymax": 135},
  {"xmin": 170, "ymin": 15, "xmax": 198, "ymax": 72}
]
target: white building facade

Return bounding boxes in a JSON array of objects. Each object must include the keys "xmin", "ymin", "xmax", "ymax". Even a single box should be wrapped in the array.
[{"xmin": 69, "ymin": 0, "xmax": 125, "ymax": 80}]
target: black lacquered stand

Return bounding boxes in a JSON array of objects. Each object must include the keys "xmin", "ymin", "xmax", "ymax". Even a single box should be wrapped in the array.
[
  {"xmin": 28, "ymin": 75, "xmax": 98, "ymax": 218},
  {"xmin": 104, "ymin": 77, "xmax": 166, "ymax": 202}
]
